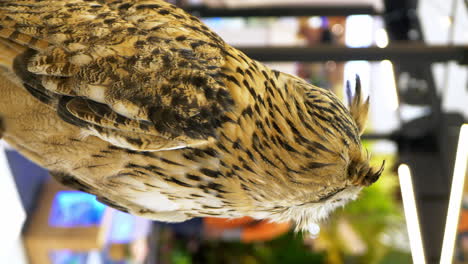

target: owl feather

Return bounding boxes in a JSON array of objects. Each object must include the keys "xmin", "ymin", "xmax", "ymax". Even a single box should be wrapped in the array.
[{"xmin": 0, "ymin": 0, "xmax": 384, "ymax": 233}]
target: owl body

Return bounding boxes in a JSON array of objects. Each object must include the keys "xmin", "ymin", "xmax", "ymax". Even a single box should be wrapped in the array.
[{"xmin": 0, "ymin": 0, "xmax": 383, "ymax": 232}]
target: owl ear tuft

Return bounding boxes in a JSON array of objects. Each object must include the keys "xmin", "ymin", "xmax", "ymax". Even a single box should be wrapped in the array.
[
  {"xmin": 349, "ymin": 159, "xmax": 385, "ymax": 186},
  {"xmin": 346, "ymin": 75, "xmax": 370, "ymax": 136}
]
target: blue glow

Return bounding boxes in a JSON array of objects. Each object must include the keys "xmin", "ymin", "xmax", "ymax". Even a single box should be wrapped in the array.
[
  {"xmin": 108, "ymin": 210, "xmax": 135, "ymax": 244},
  {"xmin": 49, "ymin": 191, "xmax": 106, "ymax": 227},
  {"xmin": 49, "ymin": 250, "xmax": 88, "ymax": 264}
]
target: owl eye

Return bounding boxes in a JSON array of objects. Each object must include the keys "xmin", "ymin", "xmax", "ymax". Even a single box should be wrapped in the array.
[{"xmin": 317, "ymin": 187, "xmax": 345, "ymax": 202}]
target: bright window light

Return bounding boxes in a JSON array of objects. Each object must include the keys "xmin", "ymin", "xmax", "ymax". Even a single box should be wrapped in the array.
[
  {"xmin": 440, "ymin": 124, "xmax": 468, "ymax": 264},
  {"xmin": 398, "ymin": 164, "xmax": 426, "ymax": 264},
  {"xmin": 345, "ymin": 15, "xmax": 373, "ymax": 48},
  {"xmin": 379, "ymin": 60, "xmax": 399, "ymax": 111},
  {"xmin": 375, "ymin": 28, "xmax": 389, "ymax": 48}
]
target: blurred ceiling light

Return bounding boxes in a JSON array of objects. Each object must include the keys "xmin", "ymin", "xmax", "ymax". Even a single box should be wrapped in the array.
[
  {"xmin": 375, "ymin": 28, "xmax": 389, "ymax": 48},
  {"xmin": 308, "ymin": 223, "xmax": 320, "ymax": 238},
  {"xmin": 380, "ymin": 60, "xmax": 399, "ymax": 111},
  {"xmin": 440, "ymin": 124, "xmax": 468, "ymax": 264},
  {"xmin": 307, "ymin": 16, "xmax": 322, "ymax": 29},
  {"xmin": 331, "ymin": 23, "xmax": 344, "ymax": 35},
  {"xmin": 398, "ymin": 164, "xmax": 426, "ymax": 264},
  {"xmin": 345, "ymin": 15, "xmax": 373, "ymax": 48},
  {"xmin": 325, "ymin": 60, "xmax": 336, "ymax": 71}
]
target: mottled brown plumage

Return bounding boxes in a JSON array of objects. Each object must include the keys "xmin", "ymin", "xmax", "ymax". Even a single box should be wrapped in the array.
[{"xmin": 0, "ymin": 0, "xmax": 383, "ymax": 233}]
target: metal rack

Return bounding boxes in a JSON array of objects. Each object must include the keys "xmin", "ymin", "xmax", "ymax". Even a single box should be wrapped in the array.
[
  {"xmin": 186, "ymin": 4, "xmax": 377, "ymax": 17},
  {"xmin": 239, "ymin": 44, "xmax": 467, "ymax": 64}
]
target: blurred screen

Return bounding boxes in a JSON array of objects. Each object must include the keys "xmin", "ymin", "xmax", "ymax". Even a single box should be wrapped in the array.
[{"xmin": 49, "ymin": 191, "xmax": 106, "ymax": 227}]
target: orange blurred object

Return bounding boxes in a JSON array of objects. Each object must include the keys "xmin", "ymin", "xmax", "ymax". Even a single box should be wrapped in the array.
[
  {"xmin": 458, "ymin": 209, "xmax": 468, "ymax": 232},
  {"xmin": 204, "ymin": 216, "xmax": 291, "ymax": 243}
]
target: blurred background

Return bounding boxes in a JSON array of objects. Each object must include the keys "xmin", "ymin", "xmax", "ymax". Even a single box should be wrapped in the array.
[{"xmin": 1, "ymin": 0, "xmax": 467, "ymax": 263}]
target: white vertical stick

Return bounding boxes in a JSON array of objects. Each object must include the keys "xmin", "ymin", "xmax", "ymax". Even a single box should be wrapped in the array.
[
  {"xmin": 398, "ymin": 164, "xmax": 426, "ymax": 264},
  {"xmin": 441, "ymin": 124, "xmax": 468, "ymax": 264}
]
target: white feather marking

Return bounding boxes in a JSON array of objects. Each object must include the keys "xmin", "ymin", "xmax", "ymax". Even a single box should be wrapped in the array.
[
  {"xmin": 42, "ymin": 77, "xmax": 58, "ymax": 91},
  {"xmin": 79, "ymin": 128, "xmax": 93, "ymax": 139},
  {"xmin": 132, "ymin": 192, "xmax": 180, "ymax": 212},
  {"xmin": 113, "ymin": 101, "xmax": 139, "ymax": 119},
  {"xmin": 87, "ymin": 85, "xmax": 107, "ymax": 103},
  {"xmin": 67, "ymin": 43, "xmax": 87, "ymax": 52},
  {"xmin": 70, "ymin": 54, "xmax": 92, "ymax": 66},
  {"xmin": 49, "ymin": 33, "xmax": 67, "ymax": 43},
  {"xmin": 139, "ymin": 21, "xmax": 165, "ymax": 30},
  {"xmin": 259, "ymin": 186, "xmax": 363, "ymax": 233},
  {"xmin": 81, "ymin": 14, "xmax": 97, "ymax": 20},
  {"xmin": 161, "ymin": 145, "xmax": 187, "ymax": 151}
]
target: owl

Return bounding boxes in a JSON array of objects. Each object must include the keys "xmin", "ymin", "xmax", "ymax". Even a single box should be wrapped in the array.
[{"xmin": 0, "ymin": 0, "xmax": 384, "ymax": 234}]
